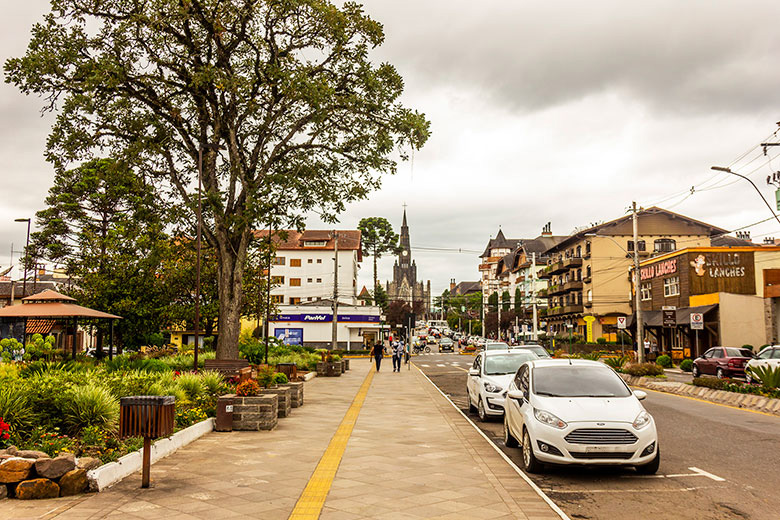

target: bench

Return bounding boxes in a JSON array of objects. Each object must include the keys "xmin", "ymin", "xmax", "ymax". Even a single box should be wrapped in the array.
[{"xmin": 204, "ymin": 359, "xmax": 252, "ymax": 381}]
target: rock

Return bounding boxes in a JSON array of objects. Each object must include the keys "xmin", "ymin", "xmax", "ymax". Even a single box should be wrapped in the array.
[
  {"xmin": 76, "ymin": 457, "xmax": 102, "ymax": 471},
  {"xmin": 16, "ymin": 478, "xmax": 60, "ymax": 500},
  {"xmin": 0, "ymin": 483, "xmax": 7, "ymax": 500},
  {"xmin": 0, "ymin": 458, "xmax": 35, "ymax": 483},
  {"xmin": 35, "ymin": 453, "xmax": 75, "ymax": 480},
  {"xmin": 5, "ymin": 446, "xmax": 18, "ymax": 456},
  {"xmin": 16, "ymin": 450, "xmax": 51, "ymax": 460},
  {"xmin": 58, "ymin": 469, "xmax": 87, "ymax": 496}
]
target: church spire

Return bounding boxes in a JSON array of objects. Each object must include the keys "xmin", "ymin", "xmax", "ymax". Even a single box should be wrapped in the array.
[{"xmin": 399, "ymin": 206, "xmax": 411, "ymax": 268}]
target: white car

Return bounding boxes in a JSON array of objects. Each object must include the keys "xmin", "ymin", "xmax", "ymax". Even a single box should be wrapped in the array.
[
  {"xmin": 503, "ymin": 359, "xmax": 659, "ymax": 474},
  {"xmin": 484, "ymin": 341, "xmax": 511, "ymax": 351},
  {"xmin": 745, "ymin": 346, "xmax": 780, "ymax": 384},
  {"xmin": 466, "ymin": 350, "xmax": 539, "ymax": 421},
  {"xmin": 511, "ymin": 344, "xmax": 551, "ymax": 358}
]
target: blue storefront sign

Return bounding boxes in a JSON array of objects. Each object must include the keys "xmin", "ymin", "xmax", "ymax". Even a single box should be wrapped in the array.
[
  {"xmin": 273, "ymin": 313, "xmax": 380, "ymax": 323},
  {"xmin": 274, "ymin": 328, "xmax": 304, "ymax": 345}
]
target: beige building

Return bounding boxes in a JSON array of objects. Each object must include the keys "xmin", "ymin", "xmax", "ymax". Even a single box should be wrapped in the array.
[{"xmin": 539, "ymin": 207, "xmax": 724, "ymax": 342}]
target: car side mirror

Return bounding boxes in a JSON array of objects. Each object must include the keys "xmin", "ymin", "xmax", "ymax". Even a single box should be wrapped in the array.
[
  {"xmin": 468, "ymin": 368, "xmax": 479, "ymax": 376},
  {"xmin": 633, "ymin": 390, "xmax": 647, "ymax": 401},
  {"xmin": 507, "ymin": 390, "xmax": 525, "ymax": 402}
]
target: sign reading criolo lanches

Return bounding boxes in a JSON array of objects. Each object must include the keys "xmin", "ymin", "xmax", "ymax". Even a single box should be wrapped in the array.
[{"xmin": 688, "ymin": 251, "xmax": 755, "ymax": 295}]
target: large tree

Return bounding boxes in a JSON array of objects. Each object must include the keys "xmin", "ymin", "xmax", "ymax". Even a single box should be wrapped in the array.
[
  {"xmin": 6, "ymin": 0, "xmax": 430, "ymax": 359},
  {"xmin": 357, "ymin": 216, "xmax": 398, "ymax": 303}
]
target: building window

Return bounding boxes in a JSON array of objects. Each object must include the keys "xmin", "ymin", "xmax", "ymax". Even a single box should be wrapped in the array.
[
  {"xmin": 577, "ymin": 269, "xmax": 582, "ymax": 281},
  {"xmin": 290, "ymin": 297, "xmax": 301, "ymax": 304},
  {"xmin": 290, "ymin": 278, "xmax": 301, "ymax": 287},
  {"xmin": 290, "ymin": 258, "xmax": 301, "ymax": 267},
  {"xmin": 316, "ymin": 278, "xmax": 322, "ymax": 283},
  {"xmin": 654, "ymin": 239, "xmax": 676, "ymax": 253},
  {"xmin": 586, "ymin": 265, "xmax": 591, "ymax": 279},
  {"xmin": 585, "ymin": 241, "xmax": 591, "ymax": 255},
  {"xmin": 271, "ymin": 276, "xmax": 284, "ymax": 284},
  {"xmin": 316, "ymin": 259, "xmax": 322, "ymax": 264},
  {"xmin": 627, "ymin": 240, "xmax": 646, "ymax": 252},
  {"xmin": 576, "ymin": 245, "xmax": 581, "ymax": 258},
  {"xmin": 640, "ymin": 282, "xmax": 652, "ymax": 301},
  {"xmin": 587, "ymin": 290, "xmax": 592, "ymax": 303},
  {"xmin": 271, "ymin": 295, "xmax": 283, "ymax": 303},
  {"xmin": 272, "ymin": 256, "xmax": 285, "ymax": 265},
  {"xmin": 663, "ymin": 276, "xmax": 680, "ymax": 297},
  {"xmin": 308, "ymin": 259, "xmax": 313, "ymax": 263},
  {"xmin": 307, "ymin": 278, "xmax": 313, "ymax": 283},
  {"xmin": 304, "ymin": 240, "xmax": 328, "ymax": 247}
]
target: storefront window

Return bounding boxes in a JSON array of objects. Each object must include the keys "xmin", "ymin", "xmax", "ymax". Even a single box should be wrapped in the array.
[{"xmin": 663, "ymin": 276, "xmax": 680, "ymax": 297}]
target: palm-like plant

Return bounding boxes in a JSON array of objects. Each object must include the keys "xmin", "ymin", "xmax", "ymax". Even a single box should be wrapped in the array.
[
  {"xmin": 604, "ymin": 355, "xmax": 630, "ymax": 369},
  {"xmin": 746, "ymin": 365, "xmax": 780, "ymax": 389}
]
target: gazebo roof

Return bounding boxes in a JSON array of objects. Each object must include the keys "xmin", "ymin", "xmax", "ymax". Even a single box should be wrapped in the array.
[{"xmin": 0, "ymin": 289, "xmax": 121, "ymax": 320}]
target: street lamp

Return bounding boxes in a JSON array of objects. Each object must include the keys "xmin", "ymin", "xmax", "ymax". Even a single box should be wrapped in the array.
[
  {"xmin": 710, "ymin": 166, "xmax": 780, "ymax": 226},
  {"xmin": 14, "ymin": 218, "xmax": 31, "ymax": 298},
  {"xmin": 194, "ymin": 142, "xmax": 224, "ymax": 370}
]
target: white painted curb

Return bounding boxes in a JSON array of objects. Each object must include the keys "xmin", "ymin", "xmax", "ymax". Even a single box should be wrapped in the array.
[
  {"xmin": 87, "ymin": 418, "xmax": 215, "ymax": 491},
  {"xmin": 414, "ymin": 365, "xmax": 570, "ymax": 520},
  {"xmin": 302, "ymin": 372, "xmax": 316, "ymax": 381}
]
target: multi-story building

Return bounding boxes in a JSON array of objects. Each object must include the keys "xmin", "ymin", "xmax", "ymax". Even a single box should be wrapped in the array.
[
  {"xmin": 479, "ymin": 229, "xmax": 521, "ymax": 308},
  {"xmin": 538, "ymin": 207, "xmax": 725, "ymax": 342},
  {"xmin": 254, "ymin": 229, "xmax": 362, "ymax": 306},
  {"xmin": 633, "ymin": 245, "xmax": 780, "ymax": 358}
]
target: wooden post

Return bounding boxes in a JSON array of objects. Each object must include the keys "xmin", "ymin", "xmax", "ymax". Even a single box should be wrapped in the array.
[
  {"xmin": 71, "ymin": 317, "xmax": 77, "ymax": 358},
  {"xmin": 109, "ymin": 320, "xmax": 114, "ymax": 360},
  {"xmin": 142, "ymin": 436, "xmax": 151, "ymax": 488}
]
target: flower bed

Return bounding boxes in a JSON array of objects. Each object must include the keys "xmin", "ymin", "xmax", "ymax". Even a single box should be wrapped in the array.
[{"xmin": 692, "ymin": 377, "xmax": 780, "ymax": 399}]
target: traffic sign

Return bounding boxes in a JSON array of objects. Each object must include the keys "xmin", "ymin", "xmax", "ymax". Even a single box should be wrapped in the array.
[
  {"xmin": 690, "ymin": 312, "xmax": 704, "ymax": 330},
  {"xmin": 616, "ymin": 316, "xmax": 627, "ymax": 329},
  {"xmin": 662, "ymin": 310, "xmax": 676, "ymax": 328}
]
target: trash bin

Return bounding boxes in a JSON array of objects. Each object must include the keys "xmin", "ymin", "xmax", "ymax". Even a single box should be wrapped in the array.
[
  {"xmin": 276, "ymin": 362, "xmax": 298, "ymax": 381},
  {"xmin": 216, "ymin": 395, "xmax": 234, "ymax": 432},
  {"xmin": 119, "ymin": 395, "xmax": 175, "ymax": 488}
]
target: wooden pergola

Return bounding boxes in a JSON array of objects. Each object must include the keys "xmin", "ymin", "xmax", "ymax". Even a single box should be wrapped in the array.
[{"xmin": 0, "ymin": 289, "xmax": 122, "ymax": 358}]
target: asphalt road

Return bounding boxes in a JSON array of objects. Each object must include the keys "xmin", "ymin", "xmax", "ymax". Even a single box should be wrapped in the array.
[{"xmin": 414, "ymin": 351, "xmax": 780, "ymax": 520}]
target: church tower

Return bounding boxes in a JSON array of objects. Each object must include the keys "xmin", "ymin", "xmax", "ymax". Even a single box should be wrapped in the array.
[{"xmin": 386, "ymin": 207, "xmax": 430, "ymax": 314}]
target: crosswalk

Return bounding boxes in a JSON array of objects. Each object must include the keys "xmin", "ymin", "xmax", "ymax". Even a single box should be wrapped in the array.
[{"xmin": 417, "ymin": 361, "xmax": 472, "ymax": 368}]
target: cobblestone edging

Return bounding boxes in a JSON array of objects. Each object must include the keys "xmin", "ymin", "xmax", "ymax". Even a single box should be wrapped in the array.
[{"xmin": 620, "ymin": 374, "xmax": 780, "ymax": 416}]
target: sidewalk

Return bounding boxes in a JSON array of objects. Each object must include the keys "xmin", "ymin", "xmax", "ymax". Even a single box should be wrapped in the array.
[{"xmin": 2, "ymin": 359, "xmax": 563, "ymax": 520}]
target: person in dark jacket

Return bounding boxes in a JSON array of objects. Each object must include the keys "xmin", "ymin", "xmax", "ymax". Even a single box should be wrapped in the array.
[{"xmin": 371, "ymin": 341, "xmax": 384, "ymax": 372}]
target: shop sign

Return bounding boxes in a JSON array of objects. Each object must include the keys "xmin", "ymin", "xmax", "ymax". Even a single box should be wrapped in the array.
[
  {"xmin": 273, "ymin": 313, "xmax": 381, "ymax": 323},
  {"xmin": 662, "ymin": 310, "xmax": 675, "ymax": 328},
  {"xmin": 690, "ymin": 253, "xmax": 746, "ymax": 278},
  {"xmin": 688, "ymin": 251, "xmax": 755, "ymax": 295},
  {"xmin": 640, "ymin": 258, "xmax": 678, "ymax": 281},
  {"xmin": 583, "ymin": 315, "xmax": 596, "ymax": 342},
  {"xmin": 274, "ymin": 328, "xmax": 303, "ymax": 345}
]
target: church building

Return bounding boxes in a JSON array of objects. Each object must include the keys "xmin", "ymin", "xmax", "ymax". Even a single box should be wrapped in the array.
[{"xmin": 385, "ymin": 209, "xmax": 431, "ymax": 315}]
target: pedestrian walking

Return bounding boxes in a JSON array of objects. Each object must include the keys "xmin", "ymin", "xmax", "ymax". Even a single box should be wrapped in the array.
[
  {"xmin": 392, "ymin": 340, "xmax": 404, "ymax": 372},
  {"xmin": 372, "ymin": 340, "xmax": 384, "ymax": 372}
]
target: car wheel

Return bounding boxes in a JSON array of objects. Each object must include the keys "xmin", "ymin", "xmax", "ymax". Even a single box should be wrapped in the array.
[
  {"xmin": 521, "ymin": 429, "xmax": 543, "ymax": 473},
  {"xmin": 477, "ymin": 398, "xmax": 488, "ymax": 422},
  {"xmin": 636, "ymin": 446, "xmax": 660, "ymax": 475},
  {"xmin": 504, "ymin": 417, "xmax": 519, "ymax": 448},
  {"xmin": 692, "ymin": 364, "xmax": 700, "ymax": 377},
  {"xmin": 467, "ymin": 390, "xmax": 477, "ymax": 413},
  {"xmin": 716, "ymin": 367, "xmax": 725, "ymax": 379}
]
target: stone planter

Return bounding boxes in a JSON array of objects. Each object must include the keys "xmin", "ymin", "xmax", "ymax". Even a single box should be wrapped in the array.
[
  {"xmin": 316, "ymin": 362, "xmax": 342, "ymax": 377},
  {"xmin": 338, "ymin": 360, "xmax": 345, "ymax": 373},
  {"xmin": 343, "ymin": 358, "xmax": 350, "ymax": 371},
  {"xmin": 262, "ymin": 386, "xmax": 292, "ymax": 418},
  {"xmin": 228, "ymin": 393, "xmax": 279, "ymax": 431},
  {"xmin": 283, "ymin": 382, "xmax": 304, "ymax": 407}
]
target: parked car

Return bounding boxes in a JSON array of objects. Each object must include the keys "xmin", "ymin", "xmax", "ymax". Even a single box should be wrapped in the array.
[
  {"xmin": 692, "ymin": 346, "xmax": 755, "ymax": 379},
  {"xmin": 503, "ymin": 359, "xmax": 659, "ymax": 474},
  {"xmin": 466, "ymin": 349, "xmax": 539, "ymax": 421},
  {"xmin": 439, "ymin": 337, "xmax": 455, "ymax": 352},
  {"xmin": 485, "ymin": 341, "xmax": 511, "ymax": 351},
  {"xmin": 745, "ymin": 345, "xmax": 780, "ymax": 384},
  {"xmin": 511, "ymin": 344, "xmax": 551, "ymax": 358}
]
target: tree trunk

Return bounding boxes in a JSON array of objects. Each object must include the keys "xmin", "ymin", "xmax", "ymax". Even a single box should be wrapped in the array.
[{"xmin": 214, "ymin": 229, "xmax": 250, "ymax": 360}]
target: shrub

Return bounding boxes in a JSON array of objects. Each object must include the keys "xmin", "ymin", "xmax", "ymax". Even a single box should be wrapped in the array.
[
  {"xmin": 0, "ymin": 416, "xmax": 11, "ymax": 448},
  {"xmin": 176, "ymin": 373, "xmax": 206, "ymax": 400},
  {"xmin": 257, "ymin": 366, "xmax": 276, "ymax": 388},
  {"xmin": 61, "ymin": 385, "xmax": 120, "ymax": 434},
  {"xmin": 604, "ymin": 356, "xmax": 629, "ymax": 369},
  {"xmin": 0, "ymin": 385, "xmax": 36, "ymax": 433},
  {"xmin": 581, "ymin": 352, "xmax": 601, "ymax": 361},
  {"xmin": 596, "ymin": 337, "xmax": 607, "ymax": 345},
  {"xmin": 656, "ymin": 355, "xmax": 672, "ymax": 368},
  {"xmin": 23, "ymin": 427, "xmax": 74, "ymax": 457},
  {"xmin": 692, "ymin": 377, "xmax": 729, "ymax": 390},
  {"xmin": 200, "ymin": 371, "xmax": 227, "ymax": 395},
  {"xmin": 746, "ymin": 365, "xmax": 780, "ymax": 389},
  {"xmin": 148, "ymin": 382, "xmax": 187, "ymax": 403},
  {"xmin": 272, "ymin": 372, "xmax": 289, "ymax": 385},
  {"xmin": 680, "ymin": 359, "xmax": 693, "ymax": 372},
  {"xmin": 236, "ymin": 379, "xmax": 260, "ymax": 397},
  {"xmin": 741, "ymin": 344, "xmax": 754, "ymax": 351},
  {"xmin": 623, "ymin": 363, "xmax": 664, "ymax": 377},
  {"xmin": 176, "ymin": 407, "xmax": 208, "ymax": 428}
]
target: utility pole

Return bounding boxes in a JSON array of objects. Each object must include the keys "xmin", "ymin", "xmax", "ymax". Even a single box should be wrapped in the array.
[
  {"xmin": 331, "ymin": 231, "xmax": 339, "ymax": 350},
  {"xmin": 497, "ymin": 292, "xmax": 501, "ymax": 340},
  {"xmin": 633, "ymin": 201, "xmax": 645, "ymax": 363},
  {"xmin": 532, "ymin": 252, "xmax": 539, "ymax": 341}
]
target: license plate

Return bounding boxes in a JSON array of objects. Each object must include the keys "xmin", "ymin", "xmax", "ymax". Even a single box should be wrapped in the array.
[{"xmin": 585, "ymin": 446, "xmax": 613, "ymax": 453}]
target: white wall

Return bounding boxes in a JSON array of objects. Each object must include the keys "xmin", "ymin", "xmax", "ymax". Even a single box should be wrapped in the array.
[{"xmin": 269, "ymin": 249, "xmax": 359, "ymax": 304}]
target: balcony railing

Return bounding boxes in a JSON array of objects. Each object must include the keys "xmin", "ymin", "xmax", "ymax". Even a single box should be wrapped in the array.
[
  {"xmin": 564, "ymin": 304, "xmax": 584, "ymax": 314},
  {"xmin": 562, "ymin": 280, "xmax": 583, "ymax": 292},
  {"xmin": 548, "ymin": 284, "xmax": 566, "ymax": 296},
  {"xmin": 563, "ymin": 257, "xmax": 583, "ymax": 269}
]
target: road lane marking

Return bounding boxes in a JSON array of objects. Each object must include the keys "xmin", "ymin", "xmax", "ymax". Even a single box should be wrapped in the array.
[
  {"xmin": 639, "ymin": 387, "xmax": 780, "ymax": 419},
  {"xmin": 436, "ymin": 364, "xmax": 446, "ymax": 367},
  {"xmin": 689, "ymin": 467, "xmax": 726, "ymax": 482},
  {"xmin": 288, "ymin": 368, "xmax": 374, "ymax": 520},
  {"xmin": 419, "ymin": 364, "xmax": 430, "ymax": 367},
  {"xmin": 547, "ymin": 486, "xmax": 711, "ymax": 494},
  {"xmin": 452, "ymin": 366, "xmax": 468, "ymax": 372}
]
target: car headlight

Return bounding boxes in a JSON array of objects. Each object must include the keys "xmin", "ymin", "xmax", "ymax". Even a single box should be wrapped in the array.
[
  {"xmin": 534, "ymin": 408, "xmax": 567, "ymax": 429},
  {"xmin": 633, "ymin": 411, "xmax": 652, "ymax": 430},
  {"xmin": 484, "ymin": 382, "xmax": 502, "ymax": 393}
]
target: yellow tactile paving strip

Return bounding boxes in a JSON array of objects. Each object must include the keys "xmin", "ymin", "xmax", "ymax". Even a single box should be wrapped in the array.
[{"xmin": 288, "ymin": 368, "xmax": 375, "ymax": 520}]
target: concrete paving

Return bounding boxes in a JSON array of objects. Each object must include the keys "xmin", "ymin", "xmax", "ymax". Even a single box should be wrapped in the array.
[{"xmin": 2, "ymin": 358, "xmax": 562, "ymax": 519}]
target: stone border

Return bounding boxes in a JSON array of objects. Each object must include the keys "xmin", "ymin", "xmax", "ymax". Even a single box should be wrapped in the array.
[
  {"xmin": 619, "ymin": 374, "xmax": 780, "ymax": 416},
  {"xmin": 87, "ymin": 418, "xmax": 215, "ymax": 491}
]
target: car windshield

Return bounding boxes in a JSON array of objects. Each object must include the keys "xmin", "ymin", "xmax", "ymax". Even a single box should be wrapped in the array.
[
  {"xmin": 725, "ymin": 348, "xmax": 754, "ymax": 358},
  {"xmin": 533, "ymin": 366, "xmax": 631, "ymax": 398},
  {"xmin": 515, "ymin": 346, "xmax": 550, "ymax": 358},
  {"xmin": 485, "ymin": 342, "xmax": 510, "ymax": 350},
  {"xmin": 484, "ymin": 353, "xmax": 537, "ymax": 375}
]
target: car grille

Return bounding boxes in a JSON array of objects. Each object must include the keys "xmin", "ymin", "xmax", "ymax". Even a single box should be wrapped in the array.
[
  {"xmin": 565, "ymin": 428, "xmax": 638, "ymax": 445},
  {"xmin": 569, "ymin": 451, "xmax": 635, "ymax": 460}
]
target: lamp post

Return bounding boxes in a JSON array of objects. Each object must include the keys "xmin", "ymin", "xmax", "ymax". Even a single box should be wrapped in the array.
[
  {"xmin": 14, "ymin": 218, "xmax": 31, "ymax": 298},
  {"xmin": 194, "ymin": 143, "xmax": 223, "ymax": 370},
  {"xmin": 711, "ymin": 166, "xmax": 780, "ymax": 226}
]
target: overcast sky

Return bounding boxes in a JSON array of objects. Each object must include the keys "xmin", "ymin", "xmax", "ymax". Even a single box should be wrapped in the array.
[{"xmin": 4, "ymin": 1, "xmax": 780, "ymax": 298}]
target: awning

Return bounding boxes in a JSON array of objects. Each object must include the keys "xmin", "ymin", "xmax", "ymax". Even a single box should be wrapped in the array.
[
  {"xmin": 627, "ymin": 304, "xmax": 718, "ymax": 328},
  {"xmin": 26, "ymin": 319, "xmax": 56, "ymax": 335},
  {"xmin": 0, "ymin": 302, "xmax": 121, "ymax": 319}
]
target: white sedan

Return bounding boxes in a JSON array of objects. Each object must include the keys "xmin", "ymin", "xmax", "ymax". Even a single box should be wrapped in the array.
[
  {"xmin": 745, "ymin": 345, "xmax": 780, "ymax": 384},
  {"xmin": 503, "ymin": 359, "xmax": 659, "ymax": 474},
  {"xmin": 466, "ymin": 349, "xmax": 539, "ymax": 422}
]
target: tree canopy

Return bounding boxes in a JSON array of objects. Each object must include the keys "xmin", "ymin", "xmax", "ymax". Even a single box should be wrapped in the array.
[
  {"xmin": 6, "ymin": 0, "xmax": 430, "ymax": 358},
  {"xmin": 357, "ymin": 216, "xmax": 398, "ymax": 303}
]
